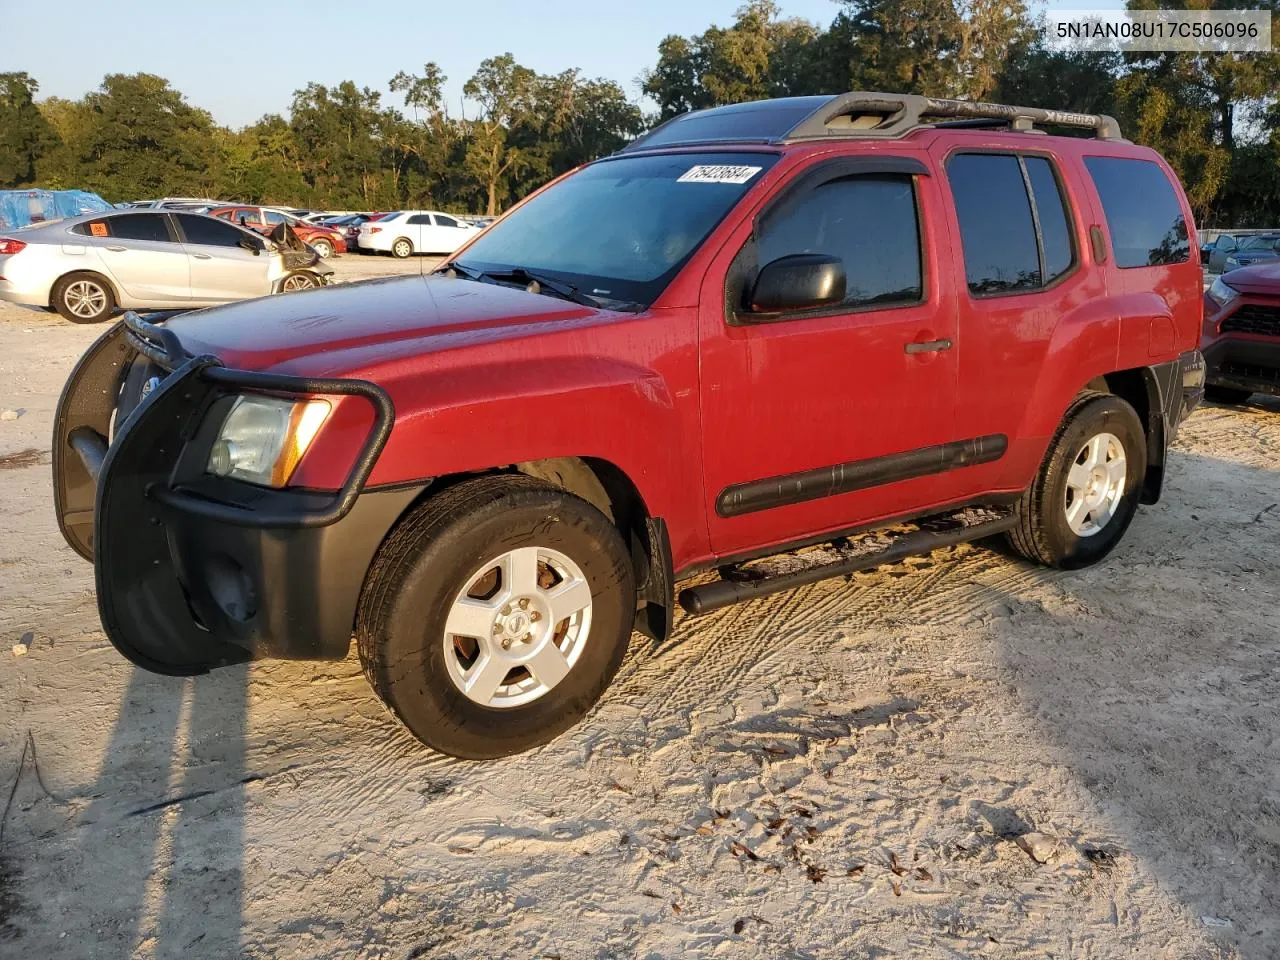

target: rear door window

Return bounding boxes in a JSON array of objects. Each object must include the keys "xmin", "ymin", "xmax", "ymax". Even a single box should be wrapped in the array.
[
  {"xmin": 73, "ymin": 213, "xmax": 171, "ymax": 243},
  {"xmin": 406, "ymin": 214, "xmax": 432, "ymax": 225},
  {"xmin": 1084, "ymin": 156, "xmax": 1189, "ymax": 268},
  {"xmin": 947, "ymin": 153, "xmax": 1077, "ymax": 295}
]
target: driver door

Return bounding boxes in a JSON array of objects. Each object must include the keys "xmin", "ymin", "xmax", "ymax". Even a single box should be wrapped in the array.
[{"xmin": 698, "ymin": 157, "xmax": 961, "ymax": 556}]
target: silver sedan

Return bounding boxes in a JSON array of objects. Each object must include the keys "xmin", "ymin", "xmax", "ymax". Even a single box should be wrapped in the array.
[{"xmin": 0, "ymin": 209, "xmax": 326, "ymax": 323}]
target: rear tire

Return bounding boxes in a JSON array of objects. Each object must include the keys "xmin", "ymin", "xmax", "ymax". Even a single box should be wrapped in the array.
[
  {"xmin": 391, "ymin": 238, "xmax": 413, "ymax": 259},
  {"xmin": 357, "ymin": 475, "xmax": 636, "ymax": 759},
  {"xmin": 1006, "ymin": 391, "xmax": 1146, "ymax": 570},
  {"xmin": 1204, "ymin": 384, "xmax": 1252, "ymax": 405},
  {"xmin": 52, "ymin": 272, "xmax": 116, "ymax": 324}
]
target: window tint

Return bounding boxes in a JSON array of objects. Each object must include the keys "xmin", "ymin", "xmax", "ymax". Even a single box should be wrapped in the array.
[
  {"xmin": 406, "ymin": 214, "xmax": 431, "ymax": 225},
  {"xmin": 435, "ymin": 214, "xmax": 459, "ymax": 228},
  {"xmin": 1024, "ymin": 157, "xmax": 1074, "ymax": 282},
  {"xmin": 100, "ymin": 214, "xmax": 172, "ymax": 243},
  {"xmin": 176, "ymin": 214, "xmax": 250, "ymax": 247},
  {"xmin": 755, "ymin": 174, "xmax": 922, "ymax": 310},
  {"xmin": 947, "ymin": 154, "xmax": 1040, "ymax": 294},
  {"xmin": 1084, "ymin": 156, "xmax": 1189, "ymax": 268}
]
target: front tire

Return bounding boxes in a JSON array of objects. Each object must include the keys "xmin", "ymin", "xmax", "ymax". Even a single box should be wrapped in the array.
[
  {"xmin": 311, "ymin": 238, "xmax": 334, "ymax": 259},
  {"xmin": 1007, "ymin": 391, "xmax": 1147, "ymax": 570},
  {"xmin": 52, "ymin": 272, "xmax": 116, "ymax": 323},
  {"xmin": 357, "ymin": 475, "xmax": 636, "ymax": 759},
  {"xmin": 280, "ymin": 272, "xmax": 319, "ymax": 292},
  {"xmin": 1205, "ymin": 384, "xmax": 1252, "ymax": 405},
  {"xmin": 391, "ymin": 238, "xmax": 413, "ymax": 259}
]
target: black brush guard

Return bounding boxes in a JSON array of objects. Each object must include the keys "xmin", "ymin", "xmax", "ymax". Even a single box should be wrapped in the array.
[{"xmin": 52, "ymin": 312, "xmax": 397, "ymax": 674}]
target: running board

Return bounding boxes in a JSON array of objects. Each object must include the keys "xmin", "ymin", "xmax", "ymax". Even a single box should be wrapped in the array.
[{"xmin": 678, "ymin": 507, "xmax": 1018, "ymax": 616}]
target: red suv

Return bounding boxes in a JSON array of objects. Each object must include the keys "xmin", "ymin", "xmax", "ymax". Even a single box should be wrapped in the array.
[
  {"xmin": 208, "ymin": 206, "xmax": 347, "ymax": 258},
  {"xmin": 1202, "ymin": 265, "xmax": 1280, "ymax": 404},
  {"xmin": 54, "ymin": 93, "xmax": 1204, "ymax": 758}
]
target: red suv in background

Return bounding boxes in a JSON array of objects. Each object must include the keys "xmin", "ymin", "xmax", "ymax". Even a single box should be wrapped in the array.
[
  {"xmin": 1202, "ymin": 265, "xmax": 1280, "ymax": 404},
  {"xmin": 56, "ymin": 93, "xmax": 1205, "ymax": 759},
  {"xmin": 209, "ymin": 205, "xmax": 347, "ymax": 258}
]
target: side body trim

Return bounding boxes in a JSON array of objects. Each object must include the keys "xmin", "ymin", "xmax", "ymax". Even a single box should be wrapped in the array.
[{"xmin": 715, "ymin": 435, "xmax": 1009, "ymax": 518}]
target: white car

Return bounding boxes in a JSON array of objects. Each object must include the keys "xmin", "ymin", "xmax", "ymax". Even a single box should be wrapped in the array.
[
  {"xmin": 0, "ymin": 209, "xmax": 329, "ymax": 323},
  {"xmin": 358, "ymin": 210, "xmax": 479, "ymax": 258}
]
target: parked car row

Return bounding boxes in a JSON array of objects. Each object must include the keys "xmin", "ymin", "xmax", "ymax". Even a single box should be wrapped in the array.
[
  {"xmin": 356, "ymin": 210, "xmax": 482, "ymax": 257},
  {"xmin": 1200, "ymin": 232, "xmax": 1280, "ymax": 274},
  {"xmin": 0, "ymin": 209, "xmax": 332, "ymax": 322},
  {"xmin": 210, "ymin": 206, "xmax": 348, "ymax": 259}
]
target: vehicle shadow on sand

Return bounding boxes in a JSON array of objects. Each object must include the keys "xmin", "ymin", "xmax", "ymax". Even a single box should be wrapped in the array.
[
  {"xmin": 979, "ymin": 439, "xmax": 1280, "ymax": 958},
  {"xmin": 49, "ymin": 664, "xmax": 249, "ymax": 958}
]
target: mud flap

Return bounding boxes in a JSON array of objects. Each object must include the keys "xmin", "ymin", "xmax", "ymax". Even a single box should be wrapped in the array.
[
  {"xmin": 94, "ymin": 356, "xmax": 250, "ymax": 675},
  {"xmin": 52, "ymin": 321, "xmax": 136, "ymax": 560}
]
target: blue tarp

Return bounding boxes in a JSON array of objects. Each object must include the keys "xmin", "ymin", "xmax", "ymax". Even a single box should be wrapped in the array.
[{"xmin": 0, "ymin": 190, "xmax": 113, "ymax": 230}]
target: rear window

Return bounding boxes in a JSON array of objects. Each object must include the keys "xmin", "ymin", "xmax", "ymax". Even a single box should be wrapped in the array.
[
  {"xmin": 1084, "ymin": 157, "xmax": 1189, "ymax": 268},
  {"xmin": 73, "ymin": 213, "xmax": 170, "ymax": 243}
]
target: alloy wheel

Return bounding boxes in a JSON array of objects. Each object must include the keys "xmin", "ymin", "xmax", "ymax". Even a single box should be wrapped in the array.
[
  {"xmin": 64, "ymin": 280, "xmax": 107, "ymax": 319},
  {"xmin": 1063, "ymin": 431, "xmax": 1126, "ymax": 537},
  {"xmin": 441, "ymin": 546, "xmax": 593, "ymax": 708}
]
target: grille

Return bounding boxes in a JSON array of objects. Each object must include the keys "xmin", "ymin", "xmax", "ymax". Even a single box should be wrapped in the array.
[
  {"xmin": 1222, "ymin": 303, "xmax": 1280, "ymax": 337},
  {"xmin": 1222, "ymin": 361, "xmax": 1280, "ymax": 384}
]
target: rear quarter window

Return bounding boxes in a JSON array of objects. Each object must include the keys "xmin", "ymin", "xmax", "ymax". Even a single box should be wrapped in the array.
[{"xmin": 1084, "ymin": 157, "xmax": 1189, "ymax": 268}]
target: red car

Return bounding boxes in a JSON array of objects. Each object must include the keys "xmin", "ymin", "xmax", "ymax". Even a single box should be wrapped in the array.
[
  {"xmin": 1202, "ymin": 265, "xmax": 1280, "ymax": 404},
  {"xmin": 55, "ymin": 93, "xmax": 1204, "ymax": 758},
  {"xmin": 208, "ymin": 205, "xmax": 347, "ymax": 258}
]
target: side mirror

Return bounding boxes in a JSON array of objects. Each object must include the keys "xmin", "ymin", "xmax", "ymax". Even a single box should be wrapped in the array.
[
  {"xmin": 748, "ymin": 254, "xmax": 846, "ymax": 315},
  {"xmin": 238, "ymin": 237, "xmax": 261, "ymax": 256}
]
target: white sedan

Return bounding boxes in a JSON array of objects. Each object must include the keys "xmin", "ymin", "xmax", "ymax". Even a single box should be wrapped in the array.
[
  {"xmin": 358, "ymin": 211, "xmax": 480, "ymax": 258},
  {"xmin": 0, "ymin": 210, "xmax": 328, "ymax": 323}
]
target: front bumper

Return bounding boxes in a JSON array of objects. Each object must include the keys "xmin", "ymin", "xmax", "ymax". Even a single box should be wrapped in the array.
[
  {"xmin": 1203, "ymin": 335, "xmax": 1280, "ymax": 397},
  {"xmin": 53, "ymin": 313, "xmax": 414, "ymax": 675}
]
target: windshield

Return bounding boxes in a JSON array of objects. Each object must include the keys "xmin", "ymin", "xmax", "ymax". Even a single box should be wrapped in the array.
[
  {"xmin": 454, "ymin": 151, "xmax": 779, "ymax": 307},
  {"xmin": 1240, "ymin": 235, "xmax": 1280, "ymax": 251}
]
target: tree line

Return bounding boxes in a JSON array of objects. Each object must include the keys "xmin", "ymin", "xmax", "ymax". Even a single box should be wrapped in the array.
[{"xmin": 2, "ymin": 0, "xmax": 1279, "ymax": 225}]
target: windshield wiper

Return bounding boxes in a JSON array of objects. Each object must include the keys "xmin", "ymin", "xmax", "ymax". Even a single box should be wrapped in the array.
[{"xmin": 440, "ymin": 262, "xmax": 641, "ymax": 312}]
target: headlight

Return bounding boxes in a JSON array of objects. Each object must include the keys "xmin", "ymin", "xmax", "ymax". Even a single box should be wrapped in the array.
[
  {"xmin": 1207, "ymin": 276, "xmax": 1239, "ymax": 309},
  {"xmin": 206, "ymin": 395, "xmax": 331, "ymax": 487}
]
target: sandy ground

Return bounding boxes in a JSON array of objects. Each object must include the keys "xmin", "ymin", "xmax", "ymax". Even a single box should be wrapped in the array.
[{"xmin": 1, "ymin": 258, "xmax": 1278, "ymax": 959}]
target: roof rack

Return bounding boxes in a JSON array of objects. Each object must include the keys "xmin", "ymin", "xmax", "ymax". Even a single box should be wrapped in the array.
[
  {"xmin": 783, "ymin": 92, "xmax": 1124, "ymax": 142},
  {"xmin": 620, "ymin": 92, "xmax": 1123, "ymax": 154}
]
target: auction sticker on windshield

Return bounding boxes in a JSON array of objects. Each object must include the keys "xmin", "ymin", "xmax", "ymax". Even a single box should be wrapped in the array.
[{"xmin": 677, "ymin": 165, "xmax": 763, "ymax": 185}]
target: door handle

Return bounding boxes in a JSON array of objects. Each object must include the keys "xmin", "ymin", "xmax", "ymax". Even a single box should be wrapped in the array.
[
  {"xmin": 905, "ymin": 338, "xmax": 953, "ymax": 354},
  {"xmin": 105, "ymin": 245, "xmax": 127, "ymax": 252},
  {"xmin": 192, "ymin": 253, "xmax": 213, "ymax": 260}
]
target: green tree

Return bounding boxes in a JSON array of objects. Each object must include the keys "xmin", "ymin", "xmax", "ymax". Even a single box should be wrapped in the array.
[
  {"xmin": 0, "ymin": 72, "xmax": 57, "ymax": 188},
  {"xmin": 642, "ymin": 1, "xmax": 831, "ymax": 119},
  {"xmin": 75, "ymin": 73, "xmax": 217, "ymax": 201},
  {"xmin": 462, "ymin": 54, "xmax": 537, "ymax": 215}
]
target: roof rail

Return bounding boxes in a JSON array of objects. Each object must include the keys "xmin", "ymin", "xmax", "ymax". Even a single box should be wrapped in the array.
[{"xmin": 783, "ymin": 92, "xmax": 1124, "ymax": 142}]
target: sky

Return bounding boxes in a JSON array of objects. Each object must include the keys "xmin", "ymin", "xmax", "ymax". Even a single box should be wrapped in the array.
[{"xmin": 4, "ymin": 0, "xmax": 1127, "ymax": 129}]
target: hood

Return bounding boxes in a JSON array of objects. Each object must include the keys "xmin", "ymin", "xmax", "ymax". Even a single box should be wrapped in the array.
[
  {"xmin": 1220, "ymin": 260, "xmax": 1280, "ymax": 296},
  {"xmin": 166, "ymin": 274, "xmax": 601, "ymax": 373}
]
